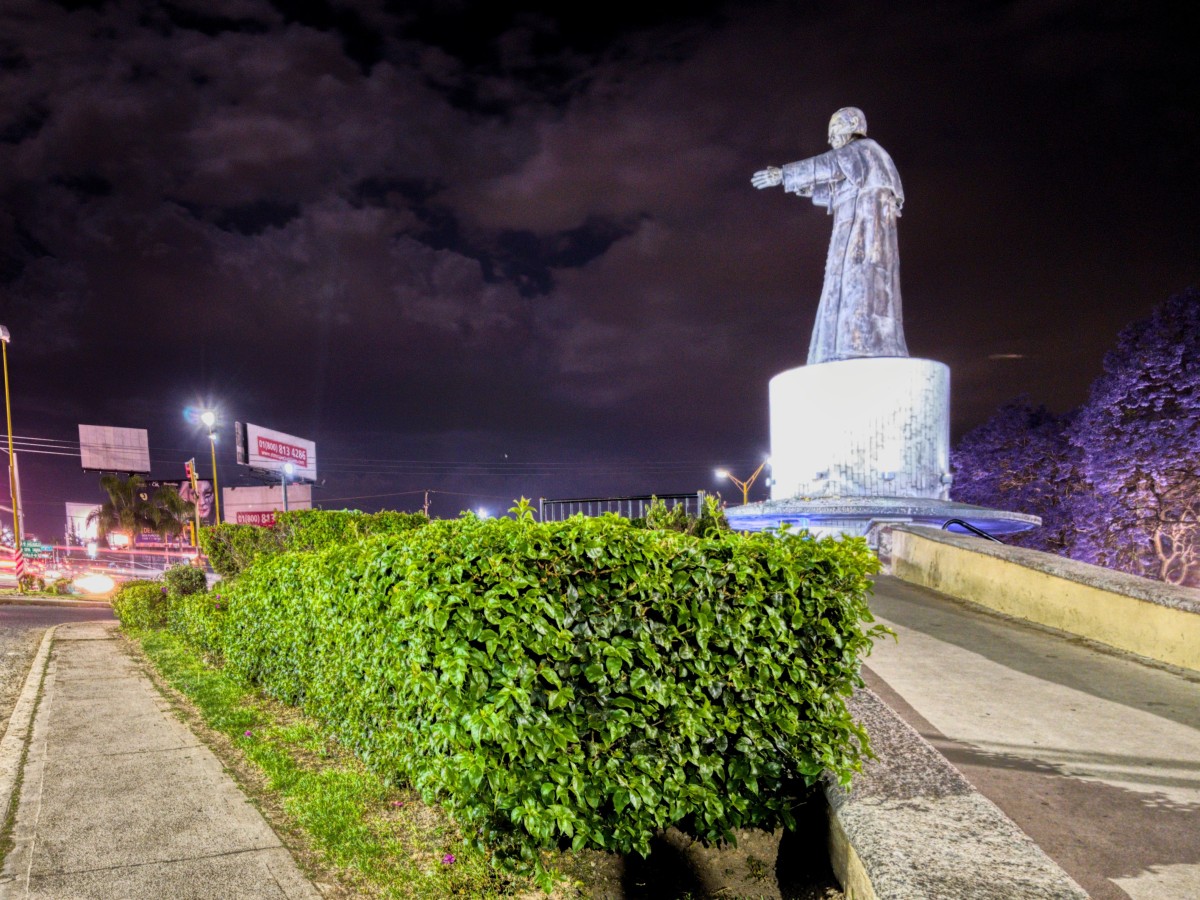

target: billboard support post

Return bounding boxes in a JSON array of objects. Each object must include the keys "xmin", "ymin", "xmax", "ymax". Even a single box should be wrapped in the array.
[{"xmin": 282, "ymin": 463, "xmax": 294, "ymax": 511}]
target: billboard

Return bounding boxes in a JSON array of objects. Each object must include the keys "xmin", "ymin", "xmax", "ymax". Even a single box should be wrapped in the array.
[
  {"xmin": 133, "ymin": 478, "xmax": 216, "ymax": 546},
  {"xmin": 78, "ymin": 425, "xmax": 151, "ymax": 473},
  {"xmin": 223, "ymin": 484, "xmax": 312, "ymax": 526},
  {"xmin": 236, "ymin": 422, "xmax": 317, "ymax": 482},
  {"xmin": 65, "ymin": 502, "xmax": 101, "ymax": 545}
]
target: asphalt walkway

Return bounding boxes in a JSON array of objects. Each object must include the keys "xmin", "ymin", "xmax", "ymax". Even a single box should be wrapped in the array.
[
  {"xmin": 865, "ymin": 574, "xmax": 1200, "ymax": 900},
  {"xmin": 0, "ymin": 620, "xmax": 321, "ymax": 899}
]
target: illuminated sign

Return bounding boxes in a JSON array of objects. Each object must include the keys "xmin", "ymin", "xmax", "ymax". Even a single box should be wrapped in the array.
[
  {"xmin": 236, "ymin": 422, "xmax": 317, "ymax": 481},
  {"xmin": 236, "ymin": 510, "xmax": 277, "ymax": 527},
  {"xmin": 255, "ymin": 436, "xmax": 308, "ymax": 467}
]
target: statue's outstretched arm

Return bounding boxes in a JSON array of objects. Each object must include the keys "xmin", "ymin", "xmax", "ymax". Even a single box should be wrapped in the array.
[{"xmin": 751, "ymin": 167, "xmax": 782, "ymax": 189}]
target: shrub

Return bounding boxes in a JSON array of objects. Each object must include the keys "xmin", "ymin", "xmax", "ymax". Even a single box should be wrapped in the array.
[
  {"xmin": 112, "ymin": 580, "xmax": 169, "ymax": 629},
  {"xmin": 164, "ymin": 563, "xmax": 208, "ymax": 597},
  {"xmin": 168, "ymin": 588, "xmax": 228, "ymax": 656},
  {"xmin": 17, "ymin": 574, "xmax": 45, "ymax": 593},
  {"xmin": 217, "ymin": 502, "xmax": 883, "ymax": 877},
  {"xmin": 200, "ymin": 523, "xmax": 284, "ymax": 578},
  {"xmin": 642, "ymin": 494, "xmax": 729, "ymax": 538},
  {"xmin": 200, "ymin": 510, "xmax": 429, "ymax": 578},
  {"xmin": 275, "ymin": 508, "xmax": 428, "ymax": 553}
]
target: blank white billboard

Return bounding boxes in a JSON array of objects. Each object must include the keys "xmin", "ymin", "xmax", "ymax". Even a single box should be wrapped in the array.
[
  {"xmin": 236, "ymin": 423, "xmax": 317, "ymax": 482},
  {"xmin": 78, "ymin": 425, "xmax": 151, "ymax": 473}
]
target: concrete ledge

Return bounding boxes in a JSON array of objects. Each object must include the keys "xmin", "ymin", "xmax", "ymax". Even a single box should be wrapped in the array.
[
  {"xmin": 886, "ymin": 525, "xmax": 1200, "ymax": 672},
  {"xmin": 824, "ymin": 688, "xmax": 1089, "ymax": 899}
]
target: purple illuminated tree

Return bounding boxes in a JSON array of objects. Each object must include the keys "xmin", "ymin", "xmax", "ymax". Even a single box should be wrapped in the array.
[
  {"xmin": 950, "ymin": 398, "xmax": 1081, "ymax": 553},
  {"xmin": 1069, "ymin": 288, "xmax": 1200, "ymax": 585}
]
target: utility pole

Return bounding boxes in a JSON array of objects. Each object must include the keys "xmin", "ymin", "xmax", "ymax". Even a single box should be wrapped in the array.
[
  {"xmin": 185, "ymin": 458, "xmax": 199, "ymax": 547},
  {"xmin": 1, "ymin": 326, "xmax": 22, "ymax": 579},
  {"xmin": 423, "ymin": 489, "xmax": 430, "ymax": 517}
]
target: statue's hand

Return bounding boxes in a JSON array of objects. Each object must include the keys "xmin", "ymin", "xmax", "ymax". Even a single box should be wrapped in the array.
[{"xmin": 751, "ymin": 167, "xmax": 782, "ymax": 189}]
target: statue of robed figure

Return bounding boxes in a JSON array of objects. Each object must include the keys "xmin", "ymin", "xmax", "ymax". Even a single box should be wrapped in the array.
[{"xmin": 752, "ymin": 107, "xmax": 908, "ymax": 365}]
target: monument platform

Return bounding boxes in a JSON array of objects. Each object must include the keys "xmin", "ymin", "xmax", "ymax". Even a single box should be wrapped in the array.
[{"xmin": 724, "ymin": 495, "xmax": 1041, "ymax": 540}]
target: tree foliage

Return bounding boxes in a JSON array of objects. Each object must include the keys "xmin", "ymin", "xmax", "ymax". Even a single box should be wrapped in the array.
[
  {"xmin": 950, "ymin": 398, "xmax": 1081, "ymax": 553},
  {"xmin": 87, "ymin": 474, "xmax": 194, "ymax": 546},
  {"xmin": 1069, "ymin": 288, "xmax": 1200, "ymax": 584},
  {"xmin": 952, "ymin": 287, "xmax": 1200, "ymax": 586}
]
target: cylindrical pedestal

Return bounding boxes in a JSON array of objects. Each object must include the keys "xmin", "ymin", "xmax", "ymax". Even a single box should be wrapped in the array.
[{"xmin": 769, "ymin": 357, "xmax": 951, "ymax": 501}]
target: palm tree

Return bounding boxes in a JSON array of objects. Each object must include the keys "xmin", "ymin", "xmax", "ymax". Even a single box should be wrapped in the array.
[
  {"xmin": 145, "ymin": 482, "xmax": 194, "ymax": 541},
  {"xmin": 87, "ymin": 474, "xmax": 194, "ymax": 546}
]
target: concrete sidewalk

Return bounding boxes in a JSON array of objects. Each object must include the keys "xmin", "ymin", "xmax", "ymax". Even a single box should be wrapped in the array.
[
  {"xmin": 0, "ymin": 621, "xmax": 322, "ymax": 899},
  {"xmin": 866, "ymin": 574, "xmax": 1200, "ymax": 900}
]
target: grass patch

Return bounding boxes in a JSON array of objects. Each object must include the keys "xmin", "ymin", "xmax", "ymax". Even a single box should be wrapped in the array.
[{"xmin": 131, "ymin": 628, "xmax": 585, "ymax": 899}]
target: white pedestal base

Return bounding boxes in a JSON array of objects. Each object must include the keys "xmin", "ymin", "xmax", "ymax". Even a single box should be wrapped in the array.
[{"xmin": 769, "ymin": 357, "xmax": 951, "ymax": 502}]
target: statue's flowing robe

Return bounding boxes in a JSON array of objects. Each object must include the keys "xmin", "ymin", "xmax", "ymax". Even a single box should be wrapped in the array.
[{"xmin": 782, "ymin": 137, "xmax": 908, "ymax": 365}]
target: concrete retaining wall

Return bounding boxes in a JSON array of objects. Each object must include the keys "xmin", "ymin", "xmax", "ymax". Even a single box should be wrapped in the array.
[{"xmin": 884, "ymin": 525, "xmax": 1200, "ymax": 673}]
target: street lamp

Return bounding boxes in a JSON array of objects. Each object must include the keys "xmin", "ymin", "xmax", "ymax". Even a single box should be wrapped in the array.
[
  {"xmin": 199, "ymin": 410, "xmax": 221, "ymax": 524},
  {"xmin": 716, "ymin": 458, "xmax": 770, "ymax": 506},
  {"xmin": 0, "ymin": 325, "xmax": 20, "ymax": 556}
]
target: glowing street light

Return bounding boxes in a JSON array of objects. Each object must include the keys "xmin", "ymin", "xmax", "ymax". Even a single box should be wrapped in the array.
[
  {"xmin": 715, "ymin": 458, "xmax": 771, "ymax": 506},
  {"xmin": 199, "ymin": 410, "xmax": 222, "ymax": 524},
  {"xmin": 0, "ymin": 325, "xmax": 20, "ymax": 555}
]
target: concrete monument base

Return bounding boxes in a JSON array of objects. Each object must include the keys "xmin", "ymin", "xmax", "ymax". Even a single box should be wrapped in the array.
[
  {"xmin": 723, "ymin": 496, "xmax": 1041, "ymax": 543},
  {"xmin": 726, "ymin": 356, "xmax": 1040, "ymax": 546},
  {"xmin": 769, "ymin": 357, "xmax": 951, "ymax": 501}
]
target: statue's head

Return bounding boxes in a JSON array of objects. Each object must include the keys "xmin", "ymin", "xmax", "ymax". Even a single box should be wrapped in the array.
[{"xmin": 828, "ymin": 107, "xmax": 867, "ymax": 149}]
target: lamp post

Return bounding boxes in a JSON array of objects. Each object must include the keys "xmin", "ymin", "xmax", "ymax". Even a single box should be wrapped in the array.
[
  {"xmin": 199, "ymin": 410, "xmax": 221, "ymax": 524},
  {"xmin": 0, "ymin": 326, "xmax": 20, "ymax": 559},
  {"xmin": 716, "ymin": 458, "xmax": 770, "ymax": 506}
]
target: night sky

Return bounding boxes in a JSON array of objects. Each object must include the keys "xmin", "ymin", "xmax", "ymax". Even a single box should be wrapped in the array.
[{"xmin": 2, "ymin": 0, "xmax": 1196, "ymax": 538}]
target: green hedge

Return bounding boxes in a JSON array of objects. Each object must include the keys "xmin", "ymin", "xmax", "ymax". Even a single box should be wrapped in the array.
[
  {"xmin": 215, "ymin": 506, "xmax": 883, "ymax": 873},
  {"xmin": 274, "ymin": 508, "xmax": 429, "ymax": 552},
  {"xmin": 112, "ymin": 580, "xmax": 169, "ymax": 629},
  {"xmin": 200, "ymin": 509, "xmax": 428, "ymax": 577},
  {"xmin": 166, "ymin": 588, "xmax": 228, "ymax": 656},
  {"xmin": 113, "ymin": 565, "xmax": 209, "ymax": 632},
  {"xmin": 199, "ymin": 523, "xmax": 285, "ymax": 578},
  {"xmin": 164, "ymin": 562, "xmax": 208, "ymax": 596}
]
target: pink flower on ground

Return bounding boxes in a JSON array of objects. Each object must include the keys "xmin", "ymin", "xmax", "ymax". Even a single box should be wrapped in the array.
[
  {"xmin": 441, "ymin": 853, "xmax": 456, "ymax": 865},
  {"xmin": 391, "ymin": 800, "xmax": 405, "ymax": 808},
  {"xmin": 244, "ymin": 730, "xmax": 252, "ymax": 737}
]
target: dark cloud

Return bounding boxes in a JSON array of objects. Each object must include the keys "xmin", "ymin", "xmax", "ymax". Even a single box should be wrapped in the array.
[{"xmin": 0, "ymin": 0, "xmax": 1195, "ymax": 534}]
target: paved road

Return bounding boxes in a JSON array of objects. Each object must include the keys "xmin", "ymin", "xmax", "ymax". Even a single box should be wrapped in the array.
[
  {"xmin": 864, "ymin": 574, "xmax": 1200, "ymax": 900},
  {"xmin": 0, "ymin": 604, "xmax": 114, "ymax": 728}
]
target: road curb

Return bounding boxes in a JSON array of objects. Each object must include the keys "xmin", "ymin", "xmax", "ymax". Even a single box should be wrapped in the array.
[
  {"xmin": 0, "ymin": 598, "xmax": 112, "ymax": 610},
  {"xmin": 0, "ymin": 626, "xmax": 56, "ymax": 829}
]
